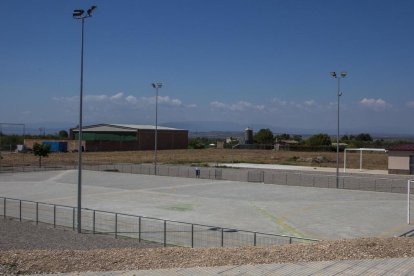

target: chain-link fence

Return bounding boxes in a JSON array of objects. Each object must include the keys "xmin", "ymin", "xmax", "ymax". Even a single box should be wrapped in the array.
[{"xmin": 0, "ymin": 197, "xmax": 317, "ymax": 248}]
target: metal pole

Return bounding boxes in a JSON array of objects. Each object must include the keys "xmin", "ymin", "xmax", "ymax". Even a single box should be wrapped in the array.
[
  {"xmin": 221, "ymin": 228, "xmax": 224, "ymax": 247},
  {"xmin": 138, "ymin": 216, "xmax": 141, "ymax": 242},
  {"xmin": 77, "ymin": 17, "xmax": 85, "ymax": 234},
  {"xmin": 154, "ymin": 86, "xmax": 158, "ymax": 175},
  {"xmin": 191, "ymin": 224, "xmax": 194, "ymax": 248},
  {"xmin": 93, "ymin": 210, "xmax": 96, "ymax": 234},
  {"xmin": 343, "ymin": 149, "xmax": 347, "ymax": 172},
  {"xmin": 163, "ymin": 220, "xmax": 167, "ymax": 247},
  {"xmin": 115, "ymin": 213, "xmax": 118, "ymax": 238},
  {"xmin": 72, "ymin": 207, "xmax": 75, "ymax": 230},
  {"xmin": 408, "ymin": 180, "xmax": 411, "ymax": 224},
  {"xmin": 36, "ymin": 202, "xmax": 38, "ymax": 224},
  {"xmin": 336, "ymin": 77, "xmax": 340, "ymax": 189},
  {"xmin": 360, "ymin": 150, "xmax": 363, "ymax": 171},
  {"xmin": 53, "ymin": 205, "xmax": 56, "ymax": 228}
]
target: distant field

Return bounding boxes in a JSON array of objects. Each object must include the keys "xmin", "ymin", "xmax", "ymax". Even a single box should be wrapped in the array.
[{"xmin": 0, "ymin": 149, "xmax": 388, "ymax": 170}]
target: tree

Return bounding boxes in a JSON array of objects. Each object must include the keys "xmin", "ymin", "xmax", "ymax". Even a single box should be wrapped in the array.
[
  {"xmin": 305, "ymin": 133, "xmax": 332, "ymax": 146},
  {"xmin": 58, "ymin": 130, "xmax": 69, "ymax": 138},
  {"xmin": 254, "ymin": 128, "xmax": 274, "ymax": 144},
  {"xmin": 355, "ymin": 133, "xmax": 373, "ymax": 142},
  {"xmin": 275, "ymin": 133, "xmax": 290, "ymax": 141},
  {"xmin": 33, "ymin": 143, "xmax": 51, "ymax": 167}
]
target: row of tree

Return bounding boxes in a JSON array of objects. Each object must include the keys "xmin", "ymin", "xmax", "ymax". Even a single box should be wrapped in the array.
[{"xmin": 254, "ymin": 129, "xmax": 407, "ymax": 149}]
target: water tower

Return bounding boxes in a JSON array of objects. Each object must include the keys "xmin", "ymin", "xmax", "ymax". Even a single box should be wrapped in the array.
[{"xmin": 245, "ymin": 127, "xmax": 253, "ymax": 144}]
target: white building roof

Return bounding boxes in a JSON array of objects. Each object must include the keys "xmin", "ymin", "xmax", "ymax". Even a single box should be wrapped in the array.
[{"xmin": 72, "ymin": 124, "xmax": 185, "ymax": 132}]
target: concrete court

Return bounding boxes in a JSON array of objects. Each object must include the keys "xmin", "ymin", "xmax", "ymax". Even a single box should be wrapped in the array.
[{"xmin": 0, "ymin": 169, "xmax": 412, "ymax": 240}]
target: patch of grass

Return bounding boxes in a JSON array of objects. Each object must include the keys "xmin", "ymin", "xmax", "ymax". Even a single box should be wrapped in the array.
[
  {"xmin": 159, "ymin": 203, "xmax": 194, "ymax": 212},
  {"xmin": 250, "ymin": 203, "xmax": 306, "ymax": 238}
]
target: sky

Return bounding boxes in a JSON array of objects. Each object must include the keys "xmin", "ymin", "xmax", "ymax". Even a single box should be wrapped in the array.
[{"xmin": 1, "ymin": 0, "xmax": 414, "ymax": 134}]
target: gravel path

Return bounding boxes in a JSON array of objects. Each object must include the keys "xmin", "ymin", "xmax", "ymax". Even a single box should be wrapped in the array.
[{"xmin": 2, "ymin": 218, "xmax": 414, "ymax": 274}]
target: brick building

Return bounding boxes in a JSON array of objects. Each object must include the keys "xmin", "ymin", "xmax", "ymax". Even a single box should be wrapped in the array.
[{"xmin": 70, "ymin": 124, "xmax": 188, "ymax": 152}]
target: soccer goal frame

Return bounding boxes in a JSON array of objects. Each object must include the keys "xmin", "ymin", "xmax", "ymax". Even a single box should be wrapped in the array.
[{"xmin": 343, "ymin": 148, "xmax": 387, "ymax": 172}]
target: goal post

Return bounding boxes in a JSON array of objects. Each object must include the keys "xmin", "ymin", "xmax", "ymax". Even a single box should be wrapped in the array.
[{"xmin": 343, "ymin": 148, "xmax": 387, "ymax": 173}]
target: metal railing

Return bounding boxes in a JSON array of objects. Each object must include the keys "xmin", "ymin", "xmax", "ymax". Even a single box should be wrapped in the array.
[
  {"xmin": 83, "ymin": 163, "xmax": 410, "ymax": 194},
  {"xmin": 0, "ymin": 196, "xmax": 317, "ymax": 248},
  {"xmin": 1, "ymin": 163, "xmax": 411, "ymax": 194}
]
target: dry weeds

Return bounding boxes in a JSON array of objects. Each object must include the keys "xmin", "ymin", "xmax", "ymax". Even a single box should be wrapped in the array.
[{"xmin": 0, "ymin": 149, "xmax": 387, "ymax": 170}]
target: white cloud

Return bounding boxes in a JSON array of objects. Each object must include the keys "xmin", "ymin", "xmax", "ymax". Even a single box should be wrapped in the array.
[
  {"xmin": 210, "ymin": 100, "xmax": 265, "ymax": 112},
  {"xmin": 271, "ymin": 98, "xmax": 288, "ymax": 106},
  {"xmin": 110, "ymin": 92, "xmax": 124, "ymax": 100},
  {"xmin": 158, "ymin": 96, "xmax": 182, "ymax": 106},
  {"xmin": 210, "ymin": 101, "xmax": 227, "ymax": 109},
  {"xmin": 141, "ymin": 96, "xmax": 184, "ymax": 107},
  {"xmin": 52, "ymin": 96, "xmax": 78, "ymax": 103},
  {"xmin": 54, "ymin": 92, "xmax": 188, "ymax": 107},
  {"xmin": 359, "ymin": 98, "xmax": 391, "ymax": 111},
  {"xmin": 406, "ymin": 101, "xmax": 414, "ymax": 108},
  {"xmin": 270, "ymin": 98, "xmax": 329, "ymax": 112},
  {"xmin": 125, "ymin": 95, "xmax": 138, "ymax": 104},
  {"xmin": 304, "ymin": 100, "xmax": 316, "ymax": 106}
]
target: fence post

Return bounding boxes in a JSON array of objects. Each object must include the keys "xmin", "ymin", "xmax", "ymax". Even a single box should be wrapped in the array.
[
  {"xmin": 221, "ymin": 228, "xmax": 224, "ymax": 247},
  {"xmin": 138, "ymin": 216, "xmax": 141, "ymax": 242},
  {"xmin": 285, "ymin": 173, "xmax": 288, "ymax": 185},
  {"xmin": 254, "ymin": 232, "xmax": 257, "ymax": 246},
  {"xmin": 19, "ymin": 200, "xmax": 22, "ymax": 221},
  {"xmin": 72, "ymin": 207, "xmax": 75, "ymax": 230},
  {"xmin": 191, "ymin": 224, "xmax": 194, "ymax": 248},
  {"xmin": 36, "ymin": 202, "xmax": 39, "ymax": 225},
  {"xmin": 53, "ymin": 205, "xmax": 56, "ymax": 228},
  {"xmin": 3, "ymin": 198, "xmax": 6, "ymax": 219},
  {"xmin": 164, "ymin": 220, "xmax": 167, "ymax": 247},
  {"xmin": 289, "ymin": 237, "xmax": 292, "ymax": 244},
  {"xmin": 93, "ymin": 210, "xmax": 96, "ymax": 234},
  {"xmin": 115, "ymin": 213, "xmax": 118, "ymax": 238}
]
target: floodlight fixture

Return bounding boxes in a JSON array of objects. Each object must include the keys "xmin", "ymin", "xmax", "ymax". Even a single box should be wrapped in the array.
[
  {"xmin": 73, "ymin": 6, "xmax": 97, "ymax": 19},
  {"xmin": 87, "ymin": 6, "xmax": 97, "ymax": 16},
  {"xmin": 152, "ymin": 82, "xmax": 162, "ymax": 89},
  {"xmin": 330, "ymin": 71, "xmax": 337, "ymax": 78},
  {"xmin": 73, "ymin": 9, "xmax": 84, "ymax": 17},
  {"xmin": 341, "ymin": 71, "xmax": 347, "ymax": 78}
]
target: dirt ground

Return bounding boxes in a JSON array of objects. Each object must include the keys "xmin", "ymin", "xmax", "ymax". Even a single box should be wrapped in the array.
[
  {"xmin": 1, "ymin": 219, "xmax": 414, "ymax": 274},
  {"xmin": 0, "ymin": 149, "xmax": 388, "ymax": 170}
]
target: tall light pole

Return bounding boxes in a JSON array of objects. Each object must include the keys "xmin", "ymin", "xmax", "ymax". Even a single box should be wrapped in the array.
[
  {"xmin": 73, "ymin": 6, "xmax": 97, "ymax": 233},
  {"xmin": 330, "ymin": 71, "xmax": 347, "ymax": 189},
  {"xmin": 151, "ymin": 82, "xmax": 162, "ymax": 175}
]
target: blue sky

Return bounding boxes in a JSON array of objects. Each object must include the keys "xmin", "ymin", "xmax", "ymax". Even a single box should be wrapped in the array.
[{"xmin": 1, "ymin": 0, "xmax": 414, "ymax": 134}]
